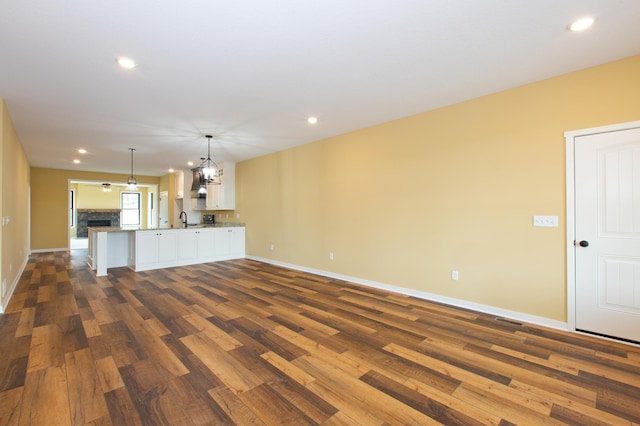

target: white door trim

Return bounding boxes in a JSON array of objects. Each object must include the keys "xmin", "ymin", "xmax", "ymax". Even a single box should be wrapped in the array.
[{"xmin": 565, "ymin": 120, "xmax": 640, "ymax": 334}]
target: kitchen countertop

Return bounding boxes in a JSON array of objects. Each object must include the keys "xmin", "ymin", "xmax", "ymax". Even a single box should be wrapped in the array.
[{"xmin": 88, "ymin": 222, "xmax": 245, "ymax": 232}]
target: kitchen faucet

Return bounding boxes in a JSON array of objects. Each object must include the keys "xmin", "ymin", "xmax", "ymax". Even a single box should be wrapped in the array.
[{"xmin": 179, "ymin": 211, "xmax": 187, "ymax": 228}]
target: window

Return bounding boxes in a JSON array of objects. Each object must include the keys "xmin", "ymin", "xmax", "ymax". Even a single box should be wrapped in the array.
[
  {"xmin": 69, "ymin": 189, "xmax": 75, "ymax": 227},
  {"xmin": 121, "ymin": 192, "xmax": 141, "ymax": 226}
]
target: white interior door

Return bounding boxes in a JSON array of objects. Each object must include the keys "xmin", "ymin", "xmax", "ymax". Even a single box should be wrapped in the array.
[
  {"xmin": 574, "ymin": 126, "xmax": 640, "ymax": 343},
  {"xmin": 159, "ymin": 191, "xmax": 169, "ymax": 228}
]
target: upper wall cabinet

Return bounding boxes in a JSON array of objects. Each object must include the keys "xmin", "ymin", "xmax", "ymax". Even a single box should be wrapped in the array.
[
  {"xmin": 174, "ymin": 170, "xmax": 184, "ymax": 199},
  {"xmin": 206, "ymin": 162, "xmax": 235, "ymax": 210}
]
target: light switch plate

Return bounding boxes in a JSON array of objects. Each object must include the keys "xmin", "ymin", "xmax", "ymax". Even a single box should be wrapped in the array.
[{"xmin": 533, "ymin": 215, "xmax": 558, "ymax": 227}]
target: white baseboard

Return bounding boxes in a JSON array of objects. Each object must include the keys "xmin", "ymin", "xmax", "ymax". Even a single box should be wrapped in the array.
[
  {"xmin": 247, "ymin": 256, "xmax": 568, "ymax": 332},
  {"xmin": 30, "ymin": 247, "xmax": 68, "ymax": 253},
  {"xmin": 0, "ymin": 256, "xmax": 29, "ymax": 314}
]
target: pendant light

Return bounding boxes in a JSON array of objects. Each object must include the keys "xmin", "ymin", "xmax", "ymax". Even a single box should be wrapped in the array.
[
  {"xmin": 199, "ymin": 135, "xmax": 221, "ymax": 187},
  {"xmin": 127, "ymin": 148, "xmax": 137, "ymax": 190}
]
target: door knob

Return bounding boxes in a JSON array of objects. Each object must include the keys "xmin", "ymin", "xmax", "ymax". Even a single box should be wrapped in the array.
[{"xmin": 578, "ymin": 240, "xmax": 589, "ymax": 247}]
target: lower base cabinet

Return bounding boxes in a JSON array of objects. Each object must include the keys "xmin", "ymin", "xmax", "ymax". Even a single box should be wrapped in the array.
[
  {"xmin": 213, "ymin": 227, "xmax": 245, "ymax": 258},
  {"xmin": 177, "ymin": 228, "xmax": 216, "ymax": 262},
  {"xmin": 136, "ymin": 230, "xmax": 178, "ymax": 267},
  {"xmin": 134, "ymin": 227, "xmax": 244, "ymax": 272}
]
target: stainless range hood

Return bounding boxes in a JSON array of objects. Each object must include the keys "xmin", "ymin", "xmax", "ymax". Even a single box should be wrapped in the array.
[{"xmin": 190, "ymin": 168, "xmax": 206, "ymax": 198}]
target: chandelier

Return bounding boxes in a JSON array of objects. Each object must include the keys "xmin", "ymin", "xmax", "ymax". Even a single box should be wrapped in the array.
[
  {"xmin": 198, "ymin": 135, "xmax": 220, "ymax": 194},
  {"xmin": 127, "ymin": 148, "xmax": 137, "ymax": 190}
]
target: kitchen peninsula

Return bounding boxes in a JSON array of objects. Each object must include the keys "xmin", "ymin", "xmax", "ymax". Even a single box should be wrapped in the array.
[{"xmin": 87, "ymin": 223, "xmax": 245, "ymax": 276}]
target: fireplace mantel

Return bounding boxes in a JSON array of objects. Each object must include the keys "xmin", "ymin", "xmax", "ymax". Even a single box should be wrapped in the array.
[{"xmin": 77, "ymin": 209, "xmax": 121, "ymax": 213}]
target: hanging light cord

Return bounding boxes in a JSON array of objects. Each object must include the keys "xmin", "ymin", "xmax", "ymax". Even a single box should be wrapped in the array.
[{"xmin": 127, "ymin": 148, "xmax": 137, "ymax": 188}]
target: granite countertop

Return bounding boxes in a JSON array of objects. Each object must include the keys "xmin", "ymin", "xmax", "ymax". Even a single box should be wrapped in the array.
[
  {"xmin": 88, "ymin": 222, "xmax": 245, "ymax": 232},
  {"xmin": 195, "ymin": 222, "xmax": 245, "ymax": 228}
]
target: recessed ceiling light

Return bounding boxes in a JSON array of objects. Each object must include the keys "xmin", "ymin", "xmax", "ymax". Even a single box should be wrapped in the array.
[
  {"xmin": 187, "ymin": 161, "xmax": 194, "ymax": 167},
  {"xmin": 73, "ymin": 159, "xmax": 81, "ymax": 164},
  {"xmin": 168, "ymin": 168, "xmax": 175, "ymax": 173},
  {"xmin": 78, "ymin": 148, "xmax": 87, "ymax": 154},
  {"xmin": 307, "ymin": 116, "xmax": 318, "ymax": 124},
  {"xmin": 115, "ymin": 56, "xmax": 137, "ymax": 69},
  {"xmin": 568, "ymin": 17, "xmax": 595, "ymax": 32}
]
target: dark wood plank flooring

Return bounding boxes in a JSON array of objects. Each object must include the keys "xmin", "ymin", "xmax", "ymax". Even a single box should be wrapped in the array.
[{"xmin": 1, "ymin": 250, "xmax": 639, "ymax": 425}]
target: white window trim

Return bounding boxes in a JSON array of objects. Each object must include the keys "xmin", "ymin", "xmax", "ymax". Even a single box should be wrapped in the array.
[{"xmin": 121, "ymin": 191, "xmax": 142, "ymax": 226}]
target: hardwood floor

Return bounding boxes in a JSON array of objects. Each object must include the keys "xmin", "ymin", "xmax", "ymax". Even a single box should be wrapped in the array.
[{"xmin": 1, "ymin": 251, "xmax": 639, "ymax": 425}]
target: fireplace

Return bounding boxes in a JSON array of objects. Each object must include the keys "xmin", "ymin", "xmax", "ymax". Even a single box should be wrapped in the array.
[
  {"xmin": 87, "ymin": 219, "xmax": 112, "ymax": 227},
  {"xmin": 77, "ymin": 209, "xmax": 121, "ymax": 237}
]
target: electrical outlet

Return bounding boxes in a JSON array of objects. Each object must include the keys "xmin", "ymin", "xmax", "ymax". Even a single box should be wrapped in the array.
[
  {"xmin": 451, "ymin": 270, "xmax": 459, "ymax": 281},
  {"xmin": 236, "ymin": 213, "xmax": 240, "ymax": 219},
  {"xmin": 270, "ymin": 244, "xmax": 274, "ymax": 251},
  {"xmin": 329, "ymin": 252, "xmax": 334, "ymax": 261}
]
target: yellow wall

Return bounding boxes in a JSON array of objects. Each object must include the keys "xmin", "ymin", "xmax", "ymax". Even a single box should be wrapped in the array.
[
  {"xmin": 1, "ymin": 99, "xmax": 30, "ymax": 311},
  {"xmin": 31, "ymin": 168, "xmax": 160, "ymax": 250},
  {"xmin": 236, "ymin": 55, "xmax": 640, "ymax": 323},
  {"xmin": 77, "ymin": 183, "xmax": 122, "ymax": 209},
  {"xmin": 159, "ymin": 173, "xmax": 175, "ymax": 228}
]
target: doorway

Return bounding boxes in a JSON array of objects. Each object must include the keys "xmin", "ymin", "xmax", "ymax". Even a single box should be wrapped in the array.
[
  {"xmin": 566, "ymin": 120, "xmax": 640, "ymax": 343},
  {"xmin": 68, "ymin": 180, "xmax": 159, "ymax": 248}
]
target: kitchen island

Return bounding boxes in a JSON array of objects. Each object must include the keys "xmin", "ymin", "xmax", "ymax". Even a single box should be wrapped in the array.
[{"xmin": 87, "ymin": 223, "xmax": 245, "ymax": 276}]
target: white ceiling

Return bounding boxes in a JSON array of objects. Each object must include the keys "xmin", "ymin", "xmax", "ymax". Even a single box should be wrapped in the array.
[{"xmin": 1, "ymin": 1, "xmax": 639, "ymax": 177}]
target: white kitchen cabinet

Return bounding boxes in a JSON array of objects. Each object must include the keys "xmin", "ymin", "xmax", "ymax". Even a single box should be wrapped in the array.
[
  {"xmin": 135, "ymin": 229, "xmax": 178, "ymax": 269},
  {"xmin": 177, "ymin": 228, "xmax": 215, "ymax": 261},
  {"xmin": 177, "ymin": 229, "xmax": 198, "ymax": 260},
  {"xmin": 213, "ymin": 227, "xmax": 245, "ymax": 258},
  {"xmin": 206, "ymin": 162, "xmax": 235, "ymax": 210},
  {"xmin": 229, "ymin": 227, "xmax": 245, "ymax": 256},
  {"xmin": 213, "ymin": 228, "xmax": 230, "ymax": 257},
  {"xmin": 136, "ymin": 231, "xmax": 159, "ymax": 265},
  {"xmin": 90, "ymin": 227, "xmax": 245, "ymax": 276},
  {"xmin": 197, "ymin": 228, "xmax": 217, "ymax": 258},
  {"xmin": 158, "ymin": 231, "xmax": 178, "ymax": 263},
  {"xmin": 174, "ymin": 170, "xmax": 184, "ymax": 199}
]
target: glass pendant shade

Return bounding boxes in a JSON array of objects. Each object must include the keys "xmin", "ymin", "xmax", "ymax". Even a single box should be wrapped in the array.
[
  {"xmin": 127, "ymin": 177, "xmax": 137, "ymax": 190},
  {"xmin": 202, "ymin": 164, "xmax": 217, "ymax": 181}
]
